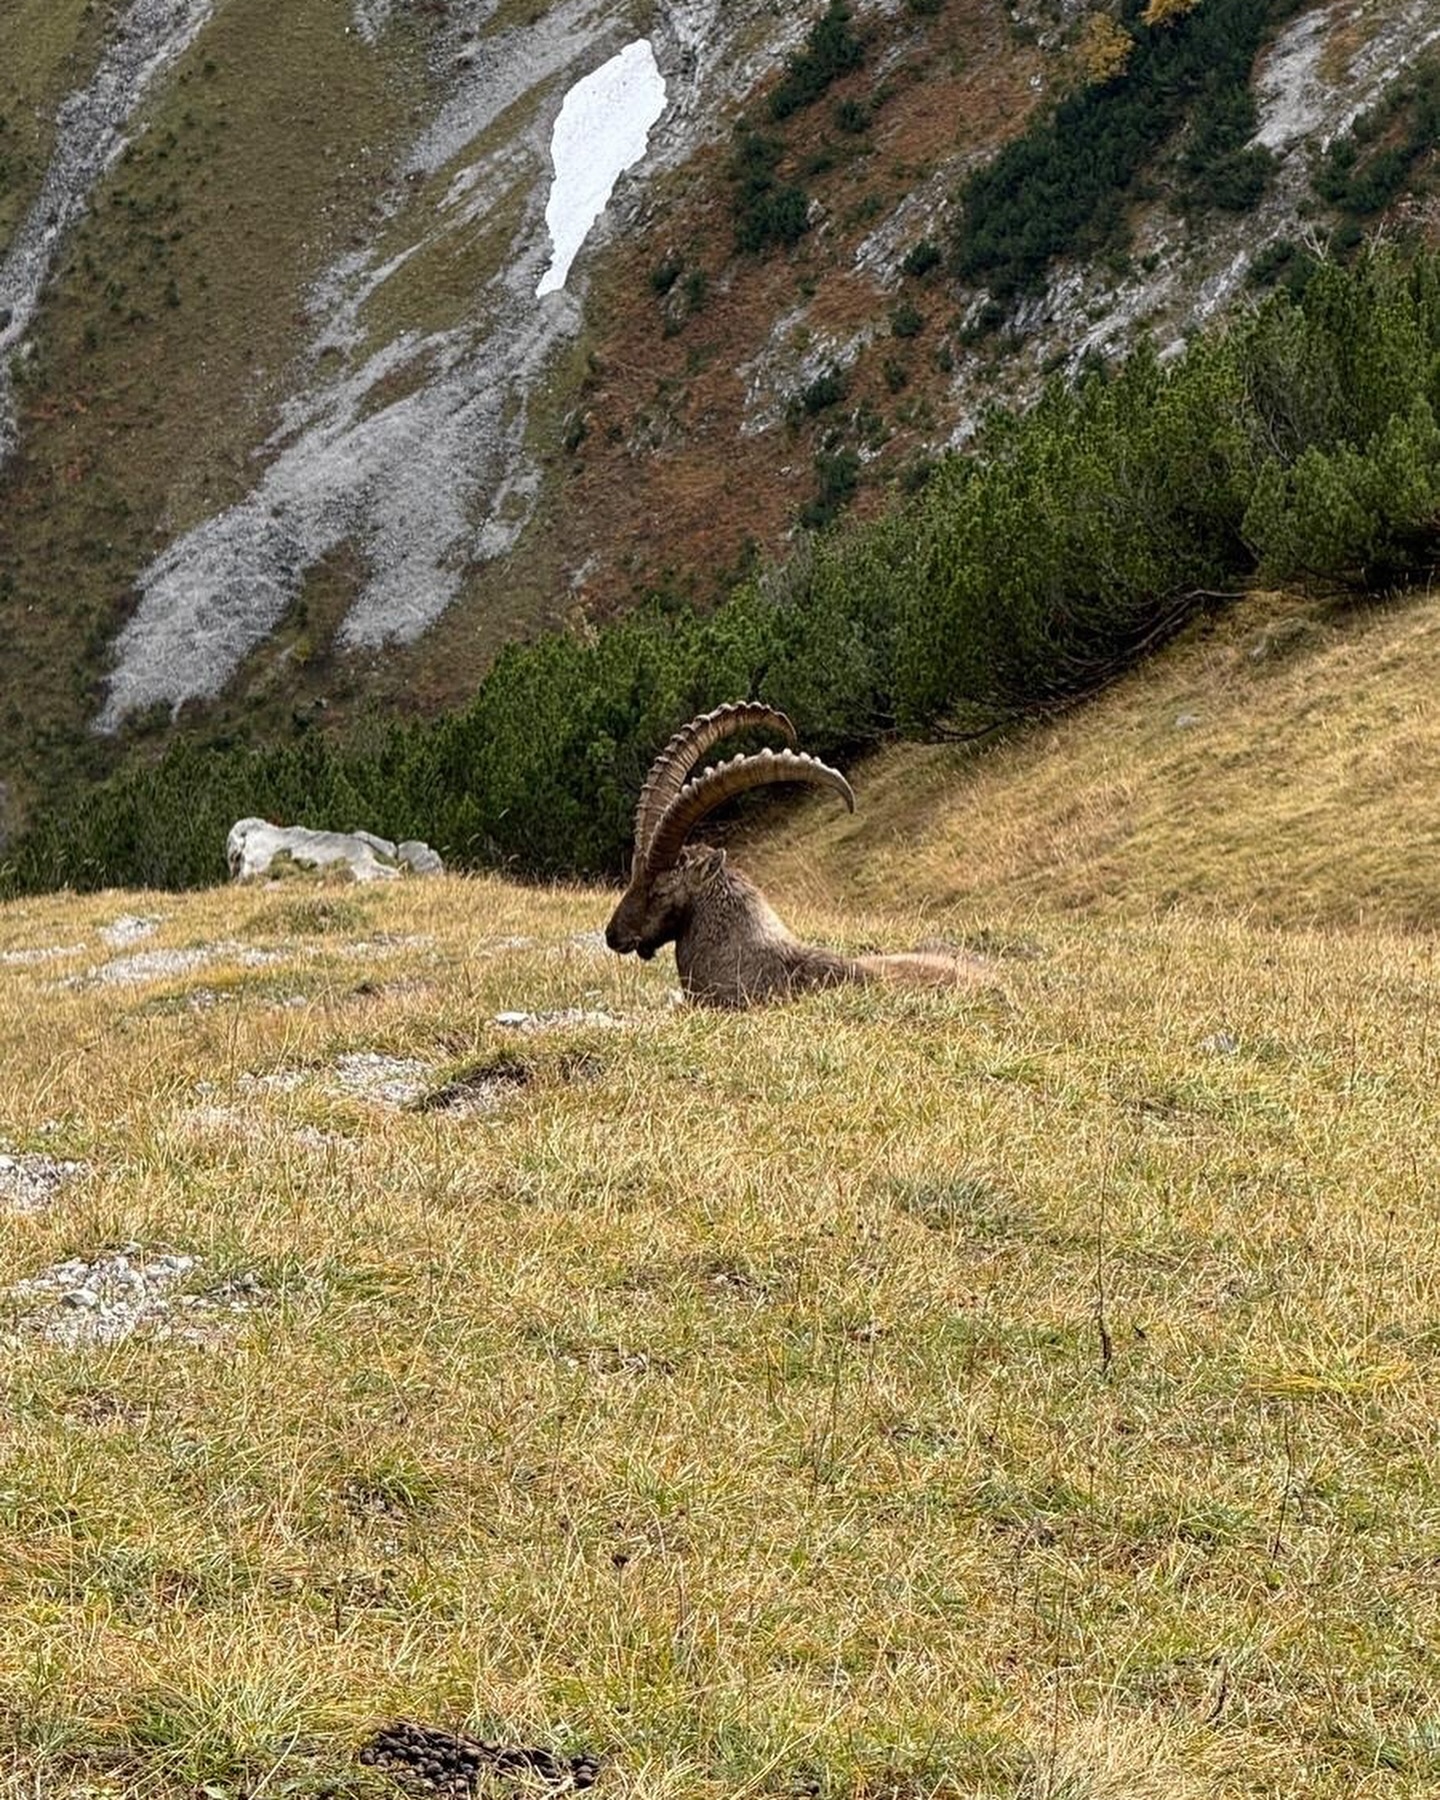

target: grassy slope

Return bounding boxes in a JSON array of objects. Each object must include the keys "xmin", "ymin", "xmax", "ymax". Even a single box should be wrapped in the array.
[
  {"xmin": 748, "ymin": 586, "xmax": 1440, "ymax": 931},
  {"xmin": 2, "ymin": 593, "xmax": 1439, "ymax": 1799},
  {"xmin": 0, "ymin": 0, "xmax": 104, "ymax": 247}
]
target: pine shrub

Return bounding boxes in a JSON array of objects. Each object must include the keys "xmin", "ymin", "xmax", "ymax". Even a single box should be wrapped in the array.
[{"xmin": 8, "ymin": 249, "xmax": 1440, "ymax": 897}]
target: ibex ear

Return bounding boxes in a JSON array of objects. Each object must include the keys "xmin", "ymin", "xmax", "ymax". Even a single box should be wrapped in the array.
[{"xmin": 690, "ymin": 844, "xmax": 727, "ymax": 887}]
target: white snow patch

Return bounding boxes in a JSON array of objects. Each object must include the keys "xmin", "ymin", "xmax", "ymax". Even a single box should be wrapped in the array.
[
  {"xmin": 536, "ymin": 41, "xmax": 667, "ymax": 298},
  {"xmin": 97, "ymin": 0, "xmax": 615, "ymax": 726}
]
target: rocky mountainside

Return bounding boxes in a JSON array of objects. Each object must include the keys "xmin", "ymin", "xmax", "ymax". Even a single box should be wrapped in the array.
[{"xmin": 0, "ymin": 0, "xmax": 1436, "ymax": 834}]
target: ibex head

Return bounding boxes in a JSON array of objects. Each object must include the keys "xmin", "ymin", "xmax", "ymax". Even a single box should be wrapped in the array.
[{"xmin": 605, "ymin": 703, "xmax": 854, "ymax": 960}]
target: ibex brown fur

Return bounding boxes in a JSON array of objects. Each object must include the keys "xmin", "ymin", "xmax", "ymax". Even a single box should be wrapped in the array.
[{"xmin": 604, "ymin": 703, "xmax": 989, "ymax": 1008}]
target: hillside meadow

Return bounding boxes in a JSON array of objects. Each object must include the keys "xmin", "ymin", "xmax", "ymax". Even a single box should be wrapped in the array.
[
  {"xmin": 748, "ymin": 585, "xmax": 1440, "ymax": 930},
  {"xmin": 3, "ymin": 582, "xmax": 1438, "ymax": 1799}
]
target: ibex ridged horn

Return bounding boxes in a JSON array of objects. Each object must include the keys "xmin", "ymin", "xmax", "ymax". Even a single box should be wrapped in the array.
[
  {"xmin": 633, "ymin": 702, "xmax": 796, "ymax": 863},
  {"xmin": 645, "ymin": 747, "xmax": 854, "ymax": 873}
]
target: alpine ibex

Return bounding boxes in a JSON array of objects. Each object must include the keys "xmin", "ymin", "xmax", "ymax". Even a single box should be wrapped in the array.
[{"xmin": 604, "ymin": 703, "xmax": 989, "ymax": 1008}]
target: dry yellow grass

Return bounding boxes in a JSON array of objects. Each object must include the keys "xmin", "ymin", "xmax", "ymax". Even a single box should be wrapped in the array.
[
  {"xmin": 1, "ymin": 871, "xmax": 1437, "ymax": 1800},
  {"xmin": 2, "ymin": 591, "xmax": 1438, "ymax": 1799},
  {"xmin": 749, "ymin": 587, "xmax": 1440, "ymax": 931}
]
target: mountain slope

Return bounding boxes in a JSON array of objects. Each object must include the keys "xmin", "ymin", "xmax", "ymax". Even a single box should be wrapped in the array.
[
  {"xmin": 748, "ymin": 584, "xmax": 1440, "ymax": 932},
  {"xmin": 1, "ymin": 0, "xmax": 1437, "ymax": 833}
]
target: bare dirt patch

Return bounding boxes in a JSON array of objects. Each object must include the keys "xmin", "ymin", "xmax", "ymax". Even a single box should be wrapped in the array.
[
  {"xmin": 4, "ymin": 1245, "xmax": 263, "ymax": 1348},
  {"xmin": 412, "ymin": 1059, "xmax": 534, "ymax": 1118}
]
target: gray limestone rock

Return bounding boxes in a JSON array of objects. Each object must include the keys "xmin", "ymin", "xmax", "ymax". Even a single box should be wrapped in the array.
[{"xmin": 226, "ymin": 818, "xmax": 443, "ymax": 883}]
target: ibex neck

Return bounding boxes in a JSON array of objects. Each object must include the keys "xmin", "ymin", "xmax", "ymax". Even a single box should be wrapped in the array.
[
  {"xmin": 678, "ymin": 862, "xmax": 792, "ymax": 957},
  {"xmin": 675, "ymin": 861, "xmax": 856, "ymax": 1006}
]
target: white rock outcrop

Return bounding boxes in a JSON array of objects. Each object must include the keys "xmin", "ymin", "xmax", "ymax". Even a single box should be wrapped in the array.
[{"xmin": 226, "ymin": 818, "xmax": 444, "ymax": 883}]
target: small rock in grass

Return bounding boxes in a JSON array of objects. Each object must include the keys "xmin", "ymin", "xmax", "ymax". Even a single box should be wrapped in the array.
[
  {"xmin": 99, "ymin": 913, "xmax": 161, "ymax": 947},
  {"xmin": 0, "ymin": 1150, "xmax": 89, "ymax": 1215},
  {"xmin": 5, "ymin": 1245, "xmax": 263, "ymax": 1347},
  {"xmin": 493, "ymin": 1008, "xmax": 621, "ymax": 1033},
  {"xmin": 559, "ymin": 930, "xmax": 608, "ymax": 957},
  {"xmin": 330, "ymin": 1051, "xmax": 431, "ymax": 1108}
]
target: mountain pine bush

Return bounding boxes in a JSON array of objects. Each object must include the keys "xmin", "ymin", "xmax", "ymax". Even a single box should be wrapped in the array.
[
  {"xmin": 6, "ymin": 249, "xmax": 1439, "ymax": 895},
  {"xmin": 954, "ymin": 0, "xmax": 1276, "ymax": 296}
]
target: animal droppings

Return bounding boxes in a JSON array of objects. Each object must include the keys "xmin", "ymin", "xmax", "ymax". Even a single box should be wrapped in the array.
[{"xmin": 359, "ymin": 1721, "xmax": 600, "ymax": 1793}]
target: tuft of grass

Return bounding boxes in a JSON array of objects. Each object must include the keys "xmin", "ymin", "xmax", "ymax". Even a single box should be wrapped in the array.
[
  {"xmin": 886, "ymin": 1171, "xmax": 1029, "ymax": 1240},
  {"xmin": 251, "ymin": 894, "xmax": 377, "ymax": 939}
]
